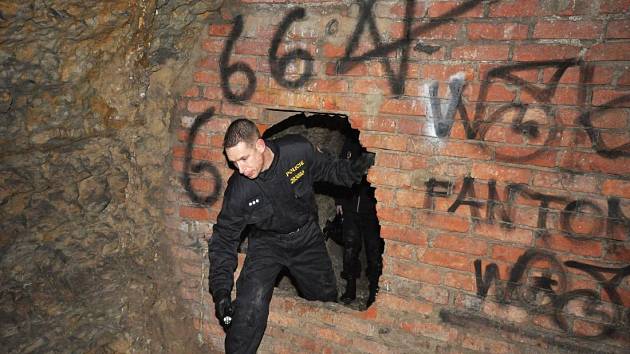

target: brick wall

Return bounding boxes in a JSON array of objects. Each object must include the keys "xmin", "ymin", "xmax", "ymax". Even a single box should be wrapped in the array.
[{"xmin": 169, "ymin": 0, "xmax": 630, "ymax": 352}]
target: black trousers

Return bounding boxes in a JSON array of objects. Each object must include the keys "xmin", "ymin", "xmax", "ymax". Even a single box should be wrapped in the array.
[
  {"xmin": 225, "ymin": 221, "xmax": 337, "ymax": 354},
  {"xmin": 341, "ymin": 211, "xmax": 383, "ymax": 283}
]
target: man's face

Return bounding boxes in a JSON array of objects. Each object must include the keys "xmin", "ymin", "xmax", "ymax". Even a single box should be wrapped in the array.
[{"xmin": 225, "ymin": 139, "xmax": 265, "ymax": 179}]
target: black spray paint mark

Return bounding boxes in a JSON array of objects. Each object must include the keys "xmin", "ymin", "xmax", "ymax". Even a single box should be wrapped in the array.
[
  {"xmin": 578, "ymin": 95, "xmax": 630, "ymax": 159},
  {"xmin": 269, "ymin": 8, "xmax": 314, "ymax": 89},
  {"xmin": 473, "ymin": 248, "xmax": 630, "ymax": 339},
  {"xmin": 414, "ymin": 42, "xmax": 441, "ymax": 55},
  {"xmin": 607, "ymin": 197, "xmax": 630, "ymax": 240},
  {"xmin": 220, "ymin": 15, "xmax": 257, "ymax": 103},
  {"xmin": 337, "ymin": 0, "xmax": 483, "ymax": 95},
  {"xmin": 474, "ymin": 259, "xmax": 500, "ymax": 298},
  {"xmin": 336, "ymin": 0, "xmax": 414, "ymax": 96},
  {"xmin": 505, "ymin": 249, "xmax": 567, "ymax": 310},
  {"xmin": 425, "ymin": 73, "xmax": 466, "ymax": 138},
  {"xmin": 447, "ymin": 176, "xmax": 481, "ymax": 218},
  {"xmin": 423, "ymin": 178, "xmax": 451, "ymax": 209},
  {"xmin": 182, "ymin": 109, "xmax": 223, "ymax": 205},
  {"xmin": 554, "ymin": 261, "xmax": 630, "ymax": 339},
  {"xmin": 560, "ymin": 199, "xmax": 606, "ymax": 239}
]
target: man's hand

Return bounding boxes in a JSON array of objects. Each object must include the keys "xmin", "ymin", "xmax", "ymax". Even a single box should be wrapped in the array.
[
  {"xmin": 214, "ymin": 290, "xmax": 234, "ymax": 328},
  {"xmin": 336, "ymin": 205, "xmax": 343, "ymax": 216}
]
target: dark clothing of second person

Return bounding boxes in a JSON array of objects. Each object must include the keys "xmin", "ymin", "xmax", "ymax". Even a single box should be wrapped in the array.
[
  {"xmin": 335, "ymin": 136, "xmax": 383, "ymax": 285},
  {"xmin": 209, "ymin": 134, "xmax": 362, "ymax": 354}
]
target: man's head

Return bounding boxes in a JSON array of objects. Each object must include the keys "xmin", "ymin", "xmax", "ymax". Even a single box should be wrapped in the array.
[{"xmin": 224, "ymin": 118, "xmax": 266, "ymax": 179}]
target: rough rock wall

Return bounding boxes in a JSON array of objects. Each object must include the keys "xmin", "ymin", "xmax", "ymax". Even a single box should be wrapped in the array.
[{"xmin": 0, "ymin": 0, "xmax": 222, "ymax": 352}]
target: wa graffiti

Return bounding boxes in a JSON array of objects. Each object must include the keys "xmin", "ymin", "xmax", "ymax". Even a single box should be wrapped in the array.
[
  {"xmin": 425, "ymin": 59, "xmax": 630, "ymax": 162},
  {"xmin": 474, "ymin": 248, "xmax": 630, "ymax": 339}
]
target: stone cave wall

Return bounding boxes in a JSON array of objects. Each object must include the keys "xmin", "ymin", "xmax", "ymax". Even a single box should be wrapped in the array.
[
  {"xmin": 0, "ymin": 0, "xmax": 224, "ymax": 352},
  {"xmin": 172, "ymin": 0, "xmax": 630, "ymax": 353}
]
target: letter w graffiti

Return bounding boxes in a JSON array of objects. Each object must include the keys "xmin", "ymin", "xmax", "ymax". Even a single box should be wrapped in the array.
[
  {"xmin": 424, "ymin": 73, "xmax": 466, "ymax": 138},
  {"xmin": 474, "ymin": 259, "xmax": 500, "ymax": 298}
]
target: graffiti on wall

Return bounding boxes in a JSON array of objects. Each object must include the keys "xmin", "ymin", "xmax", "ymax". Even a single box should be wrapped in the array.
[
  {"xmin": 182, "ymin": 108, "xmax": 223, "ymax": 205},
  {"xmin": 474, "ymin": 248, "xmax": 630, "ymax": 339}
]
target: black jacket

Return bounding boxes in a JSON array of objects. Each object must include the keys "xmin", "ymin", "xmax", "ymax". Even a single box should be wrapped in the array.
[
  {"xmin": 335, "ymin": 136, "xmax": 377, "ymax": 214},
  {"xmin": 209, "ymin": 134, "xmax": 361, "ymax": 297}
]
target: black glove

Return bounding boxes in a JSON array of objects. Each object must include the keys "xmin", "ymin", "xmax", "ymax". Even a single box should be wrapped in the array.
[
  {"xmin": 214, "ymin": 289, "xmax": 234, "ymax": 328},
  {"xmin": 351, "ymin": 152, "xmax": 375, "ymax": 180}
]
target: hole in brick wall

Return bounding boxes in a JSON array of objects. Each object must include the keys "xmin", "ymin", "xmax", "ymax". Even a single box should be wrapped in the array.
[{"xmin": 241, "ymin": 109, "xmax": 383, "ymax": 311}]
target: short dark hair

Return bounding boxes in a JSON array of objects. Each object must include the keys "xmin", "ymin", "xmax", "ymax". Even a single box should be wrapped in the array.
[{"xmin": 223, "ymin": 118, "xmax": 261, "ymax": 149}]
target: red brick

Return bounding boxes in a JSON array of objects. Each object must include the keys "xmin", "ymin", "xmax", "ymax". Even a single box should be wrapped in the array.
[
  {"xmin": 379, "ymin": 98, "xmax": 425, "ymax": 116},
  {"xmin": 600, "ymin": 0, "xmax": 630, "ymax": 14},
  {"xmin": 422, "ymin": 248, "xmax": 473, "ymax": 271},
  {"xmin": 491, "ymin": 244, "xmax": 528, "ymax": 263},
  {"xmin": 534, "ymin": 20, "xmax": 602, "ymax": 39},
  {"xmin": 471, "ymin": 162, "xmax": 532, "ymax": 184},
  {"xmin": 398, "ymin": 118, "xmax": 424, "ymax": 135},
  {"xmin": 418, "ymin": 22, "xmax": 461, "ymax": 40},
  {"xmin": 592, "ymin": 89, "xmax": 630, "ymax": 107},
  {"xmin": 559, "ymin": 151, "xmax": 630, "ymax": 176},
  {"xmin": 587, "ymin": 43, "xmax": 630, "ymax": 61},
  {"xmin": 490, "ymin": 0, "xmax": 553, "ymax": 17},
  {"xmin": 532, "ymin": 172, "xmax": 599, "ymax": 194},
  {"xmin": 187, "ymin": 99, "xmax": 215, "ymax": 114},
  {"xmin": 305, "ymin": 79, "xmax": 348, "ymax": 93},
  {"xmin": 350, "ymin": 78, "xmax": 391, "ymax": 95},
  {"xmin": 396, "ymin": 189, "xmax": 424, "ymax": 208},
  {"xmin": 399, "ymin": 321, "xmax": 457, "ymax": 342},
  {"xmin": 420, "ymin": 64, "xmax": 475, "ymax": 81},
  {"xmin": 380, "ymin": 224, "xmax": 428, "ymax": 246},
  {"xmin": 360, "ymin": 133, "xmax": 408, "ymax": 151},
  {"xmin": 451, "ymin": 44, "xmax": 510, "ymax": 61},
  {"xmin": 384, "ymin": 241, "xmax": 415, "ymax": 260},
  {"xmin": 418, "ymin": 209, "xmax": 471, "ymax": 232},
  {"xmin": 377, "ymin": 205, "xmax": 413, "ymax": 225},
  {"xmin": 466, "ymin": 22, "xmax": 529, "ymax": 41},
  {"xmin": 607, "ymin": 20, "xmax": 630, "ymax": 39},
  {"xmin": 536, "ymin": 233, "xmax": 603, "ymax": 257},
  {"xmin": 400, "ymin": 155, "xmax": 428, "ymax": 170},
  {"xmin": 602, "ymin": 179, "xmax": 630, "ymax": 198},
  {"xmin": 495, "ymin": 147, "xmax": 557, "ymax": 168},
  {"xmin": 439, "ymin": 141, "xmax": 491, "ymax": 160},
  {"xmin": 202, "ymin": 38, "xmax": 226, "ymax": 53},
  {"xmin": 193, "ymin": 71, "xmax": 220, "ymax": 84},
  {"xmin": 374, "ymin": 186, "xmax": 395, "ymax": 205},
  {"xmin": 513, "ymin": 45, "xmax": 581, "ymax": 61},
  {"xmin": 235, "ymin": 39, "xmax": 270, "ymax": 56},
  {"xmin": 462, "ymin": 333, "xmax": 511, "ymax": 354},
  {"xmin": 374, "ymin": 151, "xmax": 400, "ymax": 168},
  {"xmin": 369, "ymin": 116, "xmax": 398, "ymax": 133},
  {"xmin": 433, "ymin": 233, "xmax": 488, "ymax": 256},
  {"xmin": 379, "ymin": 293, "xmax": 434, "ymax": 315},
  {"xmin": 391, "ymin": 259, "xmax": 442, "ymax": 284},
  {"xmin": 208, "ymin": 23, "xmax": 233, "ymax": 37},
  {"xmin": 473, "ymin": 223, "xmax": 534, "ymax": 246},
  {"xmin": 179, "ymin": 206, "xmax": 211, "ymax": 220},
  {"xmin": 320, "ymin": 43, "xmax": 346, "ymax": 58},
  {"xmin": 443, "ymin": 271, "xmax": 475, "ymax": 292}
]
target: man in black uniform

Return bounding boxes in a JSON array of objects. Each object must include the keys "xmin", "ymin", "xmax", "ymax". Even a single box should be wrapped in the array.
[
  {"xmin": 335, "ymin": 130, "xmax": 383, "ymax": 307},
  {"xmin": 209, "ymin": 118, "xmax": 372, "ymax": 353}
]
